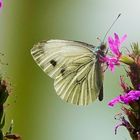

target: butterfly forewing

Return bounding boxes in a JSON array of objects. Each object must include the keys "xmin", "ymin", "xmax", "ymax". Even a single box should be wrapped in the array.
[{"xmin": 31, "ymin": 40, "xmax": 103, "ymax": 105}]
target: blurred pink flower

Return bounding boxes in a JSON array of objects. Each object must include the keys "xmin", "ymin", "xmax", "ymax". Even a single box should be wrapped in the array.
[{"xmin": 0, "ymin": 0, "xmax": 2, "ymax": 9}]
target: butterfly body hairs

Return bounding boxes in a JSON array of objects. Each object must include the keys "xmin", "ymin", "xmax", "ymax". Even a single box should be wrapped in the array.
[{"xmin": 31, "ymin": 40, "xmax": 106, "ymax": 105}]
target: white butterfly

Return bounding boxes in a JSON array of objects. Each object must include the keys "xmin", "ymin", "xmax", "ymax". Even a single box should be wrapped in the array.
[{"xmin": 31, "ymin": 40, "xmax": 106, "ymax": 106}]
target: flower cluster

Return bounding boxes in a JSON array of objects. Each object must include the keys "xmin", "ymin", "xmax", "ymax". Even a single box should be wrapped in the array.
[
  {"xmin": 102, "ymin": 33, "xmax": 127, "ymax": 72},
  {"xmin": 108, "ymin": 90, "xmax": 140, "ymax": 106},
  {"xmin": 107, "ymin": 33, "xmax": 140, "ymax": 140}
]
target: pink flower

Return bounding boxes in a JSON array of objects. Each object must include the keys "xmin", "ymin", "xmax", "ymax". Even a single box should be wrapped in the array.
[
  {"xmin": 101, "ymin": 56, "xmax": 120, "ymax": 72},
  {"xmin": 108, "ymin": 96, "xmax": 120, "ymax": 107},
  {"xmin": 108, "ymin": 90, "xmax": 140, "ymax": 107},
  {"xmin": 108, "ymin": 33, "xmax": 127, "ymax": 57},
  {"xmin": 101, "ymin": 33, "xmax": 127, "ymax": 72}
]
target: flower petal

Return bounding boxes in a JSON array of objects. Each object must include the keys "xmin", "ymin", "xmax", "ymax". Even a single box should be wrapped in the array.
[
  {"xmin": 103, "ymin": 56, "xmax": 120, "ymax": 72},
  {"xmin": 120, "ymin": 34, "xmax": 127, "ymax": 43},
  {"xmin": 108, "ymin": 96, "xmax": 120, "ymax": 107},
  {"xmin": 114, "ymin": 33, "xmax": 120, "ymax": 47},
  {"xmin": 108, "ymin": 33, "xmax": 127, "ymax": 57},
  {"xmin": 108, "ymin": 90, "xmax": 140, "ymax": 107}
]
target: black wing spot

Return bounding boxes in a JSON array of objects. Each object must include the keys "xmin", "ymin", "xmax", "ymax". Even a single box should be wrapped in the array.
[
  {"xmin": 60, "ymin": 68, "xmax": 65, "ymax": 75},
  {"xmin": 50, "ymin": 59, "xmax": 57, "ymax": 67}
]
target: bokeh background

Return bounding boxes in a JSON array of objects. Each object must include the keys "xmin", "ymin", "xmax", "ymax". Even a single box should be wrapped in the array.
[{"xmin": 0, "ymin": 0, "xmax": 140, "ymax": 140}]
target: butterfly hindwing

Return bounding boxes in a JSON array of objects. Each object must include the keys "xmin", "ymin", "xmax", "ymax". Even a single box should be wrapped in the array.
[{"xmin": 31, "ymin": 40, "xmax": 103, "ymax": 105}]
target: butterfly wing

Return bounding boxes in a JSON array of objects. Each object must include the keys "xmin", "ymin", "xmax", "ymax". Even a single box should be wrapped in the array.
[{"xmin": 31, "ymin": 40, "xmax": 103, "ymax": 105}]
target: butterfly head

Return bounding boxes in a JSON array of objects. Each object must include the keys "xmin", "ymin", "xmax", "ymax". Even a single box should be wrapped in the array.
[
  {"xmin": 96, "ymin": 37, "xmax": 106, "ymax": 53},
  {"xmin": 100, "ymin": 42, "xmax": 106, "ymax": 52},
  {"xmin": 95, "ymin": 43, "xmax": 106, "ymax": 53}
]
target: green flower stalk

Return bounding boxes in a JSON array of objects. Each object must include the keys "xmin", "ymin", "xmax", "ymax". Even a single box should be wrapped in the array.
[{"xmin": 107, "ymin": 34, "xmax": 140, "ymax": 140}]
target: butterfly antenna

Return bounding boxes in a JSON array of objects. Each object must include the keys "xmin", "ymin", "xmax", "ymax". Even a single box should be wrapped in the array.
[{"xmin": 102, "ymin": 13, "xmax": 121, "ymax": 42}]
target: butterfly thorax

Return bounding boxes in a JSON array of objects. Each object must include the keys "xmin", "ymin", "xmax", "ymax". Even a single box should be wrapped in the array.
[{"xmin": 95, "ymin": 43, "xmax": 106, "ymax": 60}]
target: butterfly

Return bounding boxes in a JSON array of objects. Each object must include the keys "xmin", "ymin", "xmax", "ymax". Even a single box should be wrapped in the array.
[
  {"xmin": 30, "ymin": 13, "xmax": 121, "ymax": 106},
  {"xmin": 31, "ymin": 39, "xmax": 106, "ymax": 106}
]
